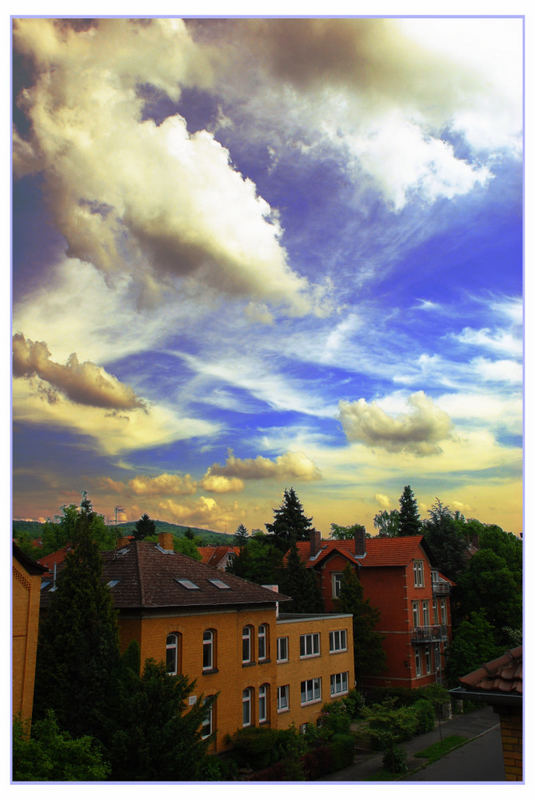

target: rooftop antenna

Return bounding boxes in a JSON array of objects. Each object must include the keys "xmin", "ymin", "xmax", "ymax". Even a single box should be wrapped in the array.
[{"xmin": 114, "ymin": 506, "xmax": 125, "ymax": 526}]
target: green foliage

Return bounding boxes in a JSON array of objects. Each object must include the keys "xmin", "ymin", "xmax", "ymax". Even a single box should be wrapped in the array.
[
  {"xmin": 330, "ymin": 522, "xmax": 367, "ymax": 540},
  {"xmin": 415, "ymin": 735, "xmax": 467, "ymax": 763},
  {"xmin": 336, "ymin": 565, "xmax": 386, "ymax": 682},
  {"xmin": 277, "ymin": 543, "xmax": 324, "ymax": 613},
  {"xmin": 227, "ymin": 725, "xmax": 305, "ymax": 772},
  {"xmin": 423, "ymin": 499, "xmax": 469, "ymax": 580},
  {"xmin": 109, "ymin": 659, "xmax": 218, "ymax": 780},
  {"xmin": 265, "ymin": 487, "xmax": 313, "ymax": 549},
  {"xmin": 341, "ymin": 687, "xmax": 366, "ymax": 718},
  {"xmin": 382, "ymin": 743, "xmax": 408, "ymax": 774},
  {"xmin": 226, "ymin": 531, "xmax": 283, "ymax": 585},
  {"xmin": 363, "ymin": 696, "xmax": 435, "ymax": 749},
  {"xmin": 133, "ymin": 513, "xmax": 156, "ymax": 540},
  {"xmin": 173, "ymin": 536, "xmax": 201, "ymax": 560},
  {"xmin": 13, "ymin": 712, "xmax": 110, "ymax": 781},
  {"xmin": 398, "ymin": 485, "xmax": 421, "ymax": 537},
  {"xmin": 33, "ymin": 507, "xmax": 121, "ymax": 743},
  {"xmin": 373, "ymin": 509, "xmax": 400, "ymax": 537},
  {"xmin": 445, "ymin": 611, "xmax": 503, "ymax": 685},
  {"xmin": 234, "ymin": 523, "xmax": 249, "ymax": 547}
]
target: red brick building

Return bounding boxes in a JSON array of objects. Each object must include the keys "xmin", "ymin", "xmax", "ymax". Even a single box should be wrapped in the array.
[{"xmin": 294, "ymin": 532, "xmax": 453, "ymax": 689}]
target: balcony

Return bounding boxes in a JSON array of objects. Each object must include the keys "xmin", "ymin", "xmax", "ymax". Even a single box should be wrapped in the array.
[
  {"xmin": 432, "ymin": 579, "xmax": 451, "ymax": 596},
  {"xmin": 411, "ymin": 625, "xmax": 448, "ymax": 644}
]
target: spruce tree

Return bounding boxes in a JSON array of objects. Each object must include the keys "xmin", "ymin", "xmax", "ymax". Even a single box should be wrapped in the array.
[
  {"xmin": 33, "ymin": 506, "xmax": 121, "ymax": 743},
  {"xmin": 265, "ymin": 487, "xmax": 313, "ymax": 549},
  {"xmin": 234, "ymin": 523, "xmax": 249, "ymax": 548},
  {"xmin": 398, "ymin": 485, "xmax": 421, "ymax": 536},
  {"xmin": 336, "ymin": 565, "xmax": 386, "ymax": 685},
  {"xmin": 133, "ymin": 513, "xmax": 156, "ymax": 540},
  {"xmin": 277, "ymin": 543, "xmax": 324, "ymax": 613}
]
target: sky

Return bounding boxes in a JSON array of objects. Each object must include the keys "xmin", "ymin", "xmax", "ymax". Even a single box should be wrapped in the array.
[{"xmin": 11, "ymin": 12, "xmax": 524, "ymax": 536}]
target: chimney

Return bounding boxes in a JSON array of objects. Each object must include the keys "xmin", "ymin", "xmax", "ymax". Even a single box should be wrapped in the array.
[
  {"xmin": 309, "ymin": 529, "xmax": 321, "ymax": 558},
  {"xmin": 117, "ymin": 536, "xmax": 130, "ymax": 548},
  {"xmin": 354, "ymin": 528, "xmax": 366, "ymax": 557},
  {"xmin": 158, "ymin": 532, "xmax": 174, "ymax": 552}
]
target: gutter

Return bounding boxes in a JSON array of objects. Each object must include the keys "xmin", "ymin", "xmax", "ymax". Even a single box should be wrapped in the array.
[{"xmin": 449, "ymin": 686, "xmax": 522, "ymax": 708}]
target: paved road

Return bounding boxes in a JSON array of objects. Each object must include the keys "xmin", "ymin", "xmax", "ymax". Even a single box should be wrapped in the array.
[{"xmin": 321, "ymin": 706, "xmax": 506, "ymax": 782}]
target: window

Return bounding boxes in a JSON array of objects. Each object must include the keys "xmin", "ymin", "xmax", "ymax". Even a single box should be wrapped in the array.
[
  {"xmin": 329, "ymin": 629, "xmax": 347, "ymax": 653},
  {"xmin": 432, "ymin": 598, "xmax": 439, "ymax": 624},
  {"xmin": 166, "ymin": 633, "xmax": 179, "ymax": 675},
  {"xmin": 330, "ymin": 672, "xmax": 349, "ymax": 697},
  {"xmin": 242, "ymin": 687, "xmax": 253, "ymax": 727},
  {"xmin": 422, "ymin": 600, "xmax": 430, "ymax": 626},
  {"xmin": 413, "ymin": 560, "xmax": 424, "ymax": 587},
  {"xmin": 208, "ymin": 578, "xmax": 230, "ymax": 590},
  {"xmin": 412, "ymin": 600, "xmax": 419, "ymax": 627},
  {"xmin": 277, "ymin": 685, "xmax": 289, "ymax": 712},
  {"xmin": 201, "ymin": 696, "xmax": 214, "ymax": 739},
  {"xmin": 425, "ymin": 646, "xmax": 432, "ymax": 675},
  {"xmin": 300, "ymin": 632, "xmax": 320, "ymax": 658},
  {"xmin": 258, "ymin": 624, "xmax": 268, "ymax": 661},
  {"xmin": 258, "ymin": 684, "xmax": 269, "ymax": 723},
  {"xmin": 301, "ymin": 678, "xmax": 321, "ymax": 705},
  {"xmin": 277, "ymin": 636, "xmax": 289, "ymax": 662},
  {"xmin": 415, "ymin": 648, "xmax": 422, "ymax": 677},
  {"xmin": 175, "ymin": 578, "xmax": 200, "ymax": 590},
  {"xmin": 440, "ymin": 598, "xmax": 447, "ymax": 624},
  {"xmin": 431, "ymin": 569, "xmax": 439, "ymax": 583},
  {"xmin": 332, "ymin": 572, "xmax": 343, "ymax": 599},
  {"xmin": 242, "ymin": 626, "xmax": 253, "ymax": 664},
  {"xmin": 203, "ymin": 629, "xmax": 215, "ymax": 672}
]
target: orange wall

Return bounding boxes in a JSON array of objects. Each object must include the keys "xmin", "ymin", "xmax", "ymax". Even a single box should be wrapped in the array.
[
  {"xmin": 12, "ymin": 556, "xmax": 42, "ymax": 723},
  {"xmin": 117, "ymin": 607, "xmax": 354, "ymax": 750}
]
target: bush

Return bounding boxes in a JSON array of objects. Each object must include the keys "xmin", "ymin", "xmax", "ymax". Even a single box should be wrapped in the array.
[
  {"xmin": 227, "ymin": 725, "xmax": 305, "ymax": 772},
  {"xmin": 382, "ymin": 744, "xmax": 408, "ymax": 774},
  {"xmin": 364, "ymin": 702, "xmax": 425, "ymax": 749},
  {"xmin": 330, "ymin": 733, "xmax": 355, "ymax": 770},
  {"xmin": 342, "ymin": 688, "xmax": 365, "ymax": 718},
  {"xmin": 413, "ymin": 699, "xmax": 435, "ymax": 734},
  {"xmin": 302, "ymin": 744, "xmax": 334, "ymax": 779}
]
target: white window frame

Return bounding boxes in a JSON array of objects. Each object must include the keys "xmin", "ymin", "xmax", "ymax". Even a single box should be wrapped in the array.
[
  {"xmin": 300, "ymin": 677, "xmax": 322, "ymax": 706},
  {"xmin": 422, "ymin": 600, "xmax": 430, "ymax": 627},
  {"xmin": 258, "ymin": 683, "xmax": 269, "ymax": 723},
  {"xmin": 432, "ymin": 598, "xmax": 439, "ymax": 624},
  {"xmin": 258, "ymin": 624, "xmax": 268, "ymax": 662},
  {"xmin": 242, "ymin": 625, "xmax": 253, "ymax": 664},
  {"xmin": 332, "ymin": 572, "xmax": 343, "ymax": 599},
  {"xmin": 425, "ymin": 646, "xmax": 432, "ymax": 675},
  {"xmin": 440, "ymin": 598, "xmax": 448, "ymax": 624},
  {"xmin": 415, "ymin": 648, "xmax": 422, "ymax": 677},
  {"xmin": 201, "ymin": 697, "xmax": 214, "ymax": 739},
  {"xmin": 277, "ymin": 684, "xmax": 290, "ymax": 713},
  {"xmin": 300, "ymin": 632, "xmax": 320, "ymax": 658},
  {"xmin": 203, "ymin": 629, "xmax": 214, "ymax": 672},
  {"xmin": 413, "ymin": 560, "xmax": 425, "ymax": 587},
  {"xmin": 277, "ymin": 636, "xmax": 289, "ymax": 663},
  {"xmin": 412, "ymin": 600, "xmax": 419, "ymax": 627},
  {"xmin": 166, "ymin": 633, "xmax": 178, "ymax": 675},
  {"xmin": 242, "ymin": 687, "xmax": 253, "ymax": 727},
  {"xmin": 330, "ymin": 672, "xmax": 349, "ymax": 697},
  {"xmin": 329, "ymin": 629, "xmax": 347, "ymax": 653}
]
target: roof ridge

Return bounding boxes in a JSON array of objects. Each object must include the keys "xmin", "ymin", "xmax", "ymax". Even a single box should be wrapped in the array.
[{"xmin": 134, "ymin": 541, "xmax": 145, "ymax": 606}]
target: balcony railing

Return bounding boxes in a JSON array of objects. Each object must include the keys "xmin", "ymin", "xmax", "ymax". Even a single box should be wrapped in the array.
[
  {"xmin": 411, "ymin": 625, "xmax": 448, "ymax": 643},
  {"xmin": 432, "ymin": 580, "xmax": 451, "ymax": 596}
]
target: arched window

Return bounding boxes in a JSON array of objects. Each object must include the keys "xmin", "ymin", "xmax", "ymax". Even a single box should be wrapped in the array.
[
  {"xmin": 242, "ymin": 687, "xmax": 253, "ymax": 727},
  {"xmin": 258, "ymin": 683, "xmax": 269, "ymax": 723},
  {"xmin": 166, "ymin": 633, "xmax": 180, "ymax": 675},
  {"xmin": 242, "ymin": 625, "xmax": 253, "ymax": 664},
  {"xmin": 203, "ymin": 629, "xmax": 215, "ymax": 672},
  {"xmin": 258, "ymin": 623, "xmax": 269, "ymax": 661}
]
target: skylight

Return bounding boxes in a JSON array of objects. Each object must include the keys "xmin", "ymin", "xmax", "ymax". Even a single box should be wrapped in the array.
[
  {"xmin": 175, "ymin": 578, "xmax": 200, "ymax": 590},
  {"xmin": 208, "ymin": 578, "xmax": 231, "ymax": 590},
  {"xmin": 107, "ymin": 580, "xmax": 119, "ymax": 588}
]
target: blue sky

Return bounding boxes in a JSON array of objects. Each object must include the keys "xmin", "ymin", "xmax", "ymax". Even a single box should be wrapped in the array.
[{"xmin": 11, "ymin": 14, "xmax": 523, "ymax": 534}]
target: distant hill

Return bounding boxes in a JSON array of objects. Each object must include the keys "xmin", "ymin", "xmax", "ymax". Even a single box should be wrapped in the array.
[{"xmin": 12, "ymin": 518, "xmax": 235, "ymax": 546}]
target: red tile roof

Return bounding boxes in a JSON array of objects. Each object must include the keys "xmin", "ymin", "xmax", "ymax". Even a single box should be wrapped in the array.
[
  {"xmin": 198, "ymin": 545, "xmax": 240, "ymax": 567},
  {"xmin": 459, "ymin": 646, "xmax": 522, "ymax": 695},
  {"xmin": 294, "ymin": 535, "xmax": 433, "ymax": 569},
  {"xmin": 40, "ymin": 540, "xmax": 290, "ymax": 610},
  {"xmin": 38, "ymin": 546, "xmax": 73, "ymax": 577}
]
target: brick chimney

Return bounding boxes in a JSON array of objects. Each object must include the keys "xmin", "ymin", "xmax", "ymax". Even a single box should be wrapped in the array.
[
  {"xmin": 117, "ymin": 536, "xmax": 130, "ymax": 548},
  {"xmin": 354, "ymin": 528, "xmax": 366, "ymax": 557},
  {"xmin": 309, "ymin": 529, "xmax": 321, "ymax": 558},
  {"xmin": 158, "ymin": 532, "xmax": 174, "ymax": 552}
]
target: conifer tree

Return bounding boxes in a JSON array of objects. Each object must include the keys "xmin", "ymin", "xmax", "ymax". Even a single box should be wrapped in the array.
[
  {"xmin": 234, "ymin": 523, "xmax": 249, "ymax": 548},
  {"xmin": 265, "ymin": 487, "xmax": 313, "ymax": 549},
  {"xmin": 277, "ymin": 543, "xmax": 324, "ymax": 613},
  {"xmin": 336, "ymin": 565, "xmax": 386, "ymax": 684},
  {"xmin": 398, "ymin": 485, "xmax": 421, "ymax": 536},
  {"xmin": 133, "ymin": 513, "xmax": 156, "ymax": 540}
]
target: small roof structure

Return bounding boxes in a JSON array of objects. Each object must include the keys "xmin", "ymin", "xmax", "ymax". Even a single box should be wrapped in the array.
[{"xmin": 450, "ymin": 646, "xmax": 522, "ymax": 707}]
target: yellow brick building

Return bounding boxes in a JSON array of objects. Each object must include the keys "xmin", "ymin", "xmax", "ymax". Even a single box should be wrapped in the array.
[{"xmin": 93, "ymin": 534, "xmax": 355, "ymax": 751}]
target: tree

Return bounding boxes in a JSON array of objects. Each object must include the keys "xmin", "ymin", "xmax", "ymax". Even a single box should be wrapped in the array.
[
  {"xmin": 234, "ymin": 523, "xmax": 249, "ymax": 548},
  {"xmin": 33, "ymin": 503, "xmax": 122, "ymax": 744},
  {"xmin": 422, "ymin": 498, "xmax": 469, "ymax": 581},
  {"xmin": 330, "ymin": 523, "xmax": 367, "ymax": 540},
  {"xmin": 133, "ymin": 513, "xmax": 156, "ymax": 540},
  {"xmin": 398, "ymin": 486, "xmax": 421, "ymax": 536},
  {"xmin": 108, "ymin": 658, "xmax": 219, "ymax": 781},
  {"xmin": 335, "ymin": 565, "xmax": 386, "ymax": 685},
  {"xmin": 445, "ymin": 612, "xmax": 503, "ymax": 686},
  {"xmin": 226, "ymin": 531, "xmax": 283, "ymax": 585},
  {"xmin": 13, "ymin": 711, "xmax": 110, "ymax": 781},
  {"xmin": 265, "ymin": 488, "xmax": 313, "ymax": 550},
  {"xmin": 373, "ymin": 509, "xmax": 400, "ymax": 537},
  {"xmin": 277, "ymin": 544, "xmax": 324, "ymax": 613},
  {"xmin": 174, "ymin": 536, "xmax": 201, "ymax": 560}
]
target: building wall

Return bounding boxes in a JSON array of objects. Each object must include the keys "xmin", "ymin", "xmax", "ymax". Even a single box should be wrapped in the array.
[
  {"xmin": 12, "ymin": 556, "xmax": 42, "ymax": 723},
  {"xmin": 116, "ymin": 607, "xmax": 354, "ymax": 751},
  {"xmin": 498, "ymin": 707, "xmax": 522, "ymax": 781},
  {"xmin": 275, "ymin": 614, "xmax": 355, "ymax": 731}
]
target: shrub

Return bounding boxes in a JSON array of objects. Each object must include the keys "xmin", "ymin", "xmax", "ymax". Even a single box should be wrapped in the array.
[
  {"xmin": 302, "ymin": 744, "xmax": 334, "ymax": 779},
  {"xmin": 227, "ymin": 725, "xmax": 304, "ymax": 771},
  {"xmin": 342, "ymin": 688, "xmax": 365, "ymax": 718},
  {"xmin": 413, "ymin": 698, "xmax": 435, "ymax": 734},
  {"xmin": 382, "ymin": 744, "xmax": 408, "ymax": 774},
  {"xmin": 330, "ymin": 733, "xmax": 355, "ymax": 770}
]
